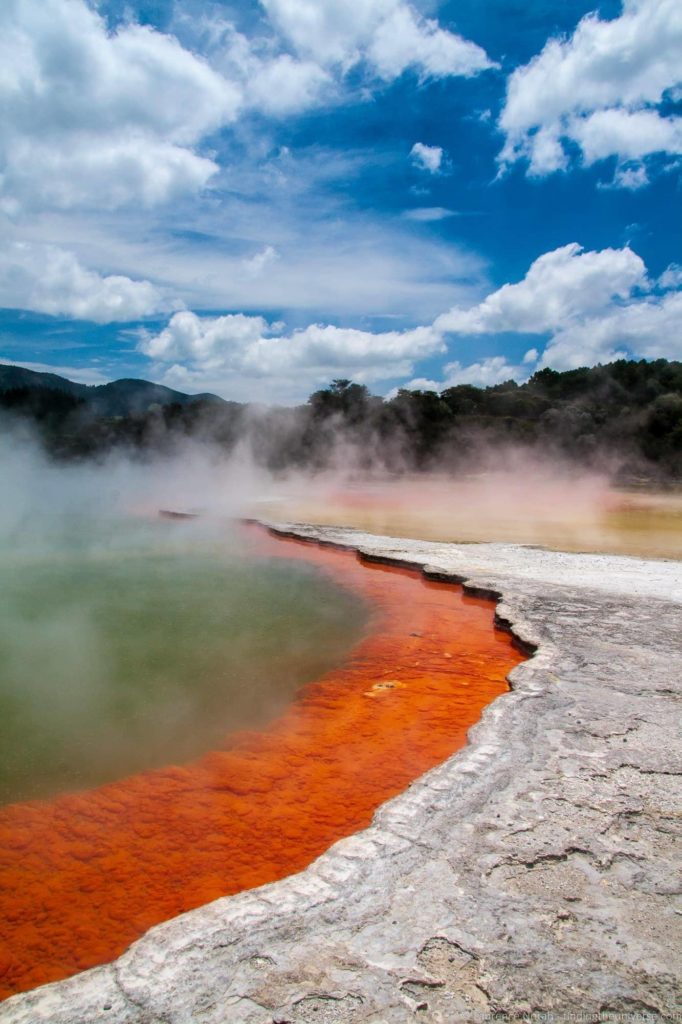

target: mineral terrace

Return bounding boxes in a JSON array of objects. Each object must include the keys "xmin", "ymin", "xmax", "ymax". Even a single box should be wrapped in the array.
[{"xmin": 2, "ymin": 523, "xmax": 681, "ymax": 1024}]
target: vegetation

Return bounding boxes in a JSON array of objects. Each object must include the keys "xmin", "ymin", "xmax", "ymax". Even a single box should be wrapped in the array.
[{"xmin": 2, "ymin": 359, "xmax": 682, "ymax": 480}]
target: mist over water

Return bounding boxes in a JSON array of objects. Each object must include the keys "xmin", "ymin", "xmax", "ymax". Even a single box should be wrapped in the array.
[
  {"xmin": 259, "ymin": 460, "xmax": 682, "ymax": 560},
  {"xmin": 0, "ymin": 423, "xmax": 678, "ymax": 1000},
  {"xmin": 1, "ymin": 425, "xmax": 679, "ymax": 803},
  {"xmin": 0, "ymin": 434, "xmax": 368, "ymax": 805}
]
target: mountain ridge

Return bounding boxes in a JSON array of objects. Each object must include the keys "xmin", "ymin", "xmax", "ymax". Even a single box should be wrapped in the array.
[{"xmin": 0, "ymin": 363, "xmax": 230, "ymax": 417}]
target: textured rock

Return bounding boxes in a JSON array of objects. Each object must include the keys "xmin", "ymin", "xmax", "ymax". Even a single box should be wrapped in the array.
[{"xmin": 2, "ymin": 525, "xmax": 681, "ymax": 1023}]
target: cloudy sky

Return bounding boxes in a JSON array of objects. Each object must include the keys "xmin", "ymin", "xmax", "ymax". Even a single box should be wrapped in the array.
[{"xmin": 0, "ymin": 0, "xmax": 680, "ymax": 402}]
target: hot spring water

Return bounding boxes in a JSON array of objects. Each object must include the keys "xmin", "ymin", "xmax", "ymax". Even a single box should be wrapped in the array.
[
  {"xmin": 0, "ymin": 515, "xmax": 368, "ymax": 804},
  {"xmin": 0, "ymin": 518, "xmax": 525, "ymax": 999}
]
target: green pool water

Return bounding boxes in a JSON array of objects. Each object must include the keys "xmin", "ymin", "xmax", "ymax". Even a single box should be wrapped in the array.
[{"xmin": 0, "ymin": 516, "xmax": 368, "ymax": 805}]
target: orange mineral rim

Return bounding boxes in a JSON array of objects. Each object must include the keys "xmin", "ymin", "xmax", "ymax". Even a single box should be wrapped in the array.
[{"xmin": 0, "ymin": 526, "xmax": 525, "ymax": 999}]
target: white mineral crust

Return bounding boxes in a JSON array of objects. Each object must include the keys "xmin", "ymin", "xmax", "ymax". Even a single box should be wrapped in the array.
[{"xmin": 2, "ymin": 525, "xmax": 681, "ymax": 1023}]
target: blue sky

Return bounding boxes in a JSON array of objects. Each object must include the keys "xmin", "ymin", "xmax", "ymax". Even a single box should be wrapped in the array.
[{"xmin": 0, "ymin": 0, "xmax": 680, "ymax": 402}]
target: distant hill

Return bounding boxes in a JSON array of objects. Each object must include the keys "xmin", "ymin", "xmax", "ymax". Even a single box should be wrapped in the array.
[
  {"xmin": 0, "ymin": 364, "xmax": 228, "ymax": 417},
  {"xmin": 2, "ymin": 358, "xmax": 681, "ymax": 479},
  {"xmin": 0, "ymin": 364, "xmax": 87, "ymax": 398}
]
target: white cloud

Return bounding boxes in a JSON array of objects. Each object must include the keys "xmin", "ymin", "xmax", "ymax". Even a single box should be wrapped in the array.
[
  {"xmin": 402, "ymin": 207, "xmax": 456, "ymax": 221},
  {"xmin": 368, "ymin": 3, "xmax": 495, "ymax": 80},
  {"xmin": 244, "ymin": 54, "xmax": 332, "ymax": 115},
  {"xmin": 140, "ymin": 309, "xmax": 443, "ymax": 398},
  {"xmin": 410, "ymin": 142, "xmax": 444, "ymax": 173},
  {"xmin": 261, "ymin": 0, "xmax": 495, "ymax": 80},
  {"xmin": 427, "ymin": 241, "xmax": 681, "ymax": 374},
  {"xmin": 0, "ymin": 0, "xmax": 492, "ymax": 220},
  {"xmin": 0, "ymin": 243, "xmax": 172, "ymax": 322},
  {"xmin": 434, "ymin": 243, "xmax": 647, "ymax": 335},
  {"xmin": 499, "ymin": 0, "xmax": 682, "ymax": 183},
  {"xmin": 242, "ymin": 245, "xmax": 280, "ymax": 277},
  {"xmin": 571, "ymin": 108, "xmax": 682, "ymax": 165},
  {"xmin": 110, "ymin": 230, "xmax": 682, "ymax": 401},
  {"xmin": 602, "ymin": 163, "xmax": 650, "ymax": 191},
  {"xmin": 25, "ymin": 151, "xmax": 486, "ymax": 322},
  {"xmin": 540, "ymin": 290, "xmax": 682, "ymax": 369},
  {"xmin": 246, "ymin": 321, "xmax": 441, "ymax": 375},
  {"xmin": 137, "ymin": 241, "xmax": 682, "ymax": 400},
  {"xmin": 202, "ymin": 19, "xmax": 333, "ymax": 116},
  {"xmin": 2, "ymin": 138, "xmax": 219, "ymax": 213},
  {"xmin": 408, "ymin": 355, "xmax": 531, "ymax": 391},
  {"xmin": 658, "ymin": 264, "xmax": 682, "ymax": 289},
  {"xmin": 261, "ymin": 0, "xmax": 398, "ymax": 67},
  {"xmin": 0, "ymin": 0, "xmax": 239, "ymax": 212},
  {"xmin": 140, "ymin": 311, "xmax": 272, "ymax": 363}
]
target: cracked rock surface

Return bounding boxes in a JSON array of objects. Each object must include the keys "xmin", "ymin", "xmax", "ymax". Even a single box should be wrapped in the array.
[{"xmin": 2, "ymin": 525, "xmax": 681, "ymax": 1023}]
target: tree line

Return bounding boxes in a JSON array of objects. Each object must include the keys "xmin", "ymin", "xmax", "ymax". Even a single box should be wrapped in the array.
[{"xmin": 2, "ymin": 358, "xmax": 681, "ymax": 481}]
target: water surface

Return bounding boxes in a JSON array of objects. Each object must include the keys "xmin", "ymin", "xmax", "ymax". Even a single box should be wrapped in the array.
[
  {"xmin": 0, "ymin": 529, "xmax": 524, "ymax": 998},
  {"xmin": 0, "ymin": 516, "xmax": 367, "ymax": 804},
  {"xmin": 260, "ymin": 477, "xmax": 682, "ymax": 559}
]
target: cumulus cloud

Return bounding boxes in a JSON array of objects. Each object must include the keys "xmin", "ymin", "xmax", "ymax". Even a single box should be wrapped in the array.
[
  {"xmin": 0, "ymin": 243, "xmax": 172, "ymax": 322},
  {"xmin": 139, "ymin": 309, "xmax": 443, "ymax": 397},
  {"xmin": 137, "ymin": 241, "xmax": 682, "ymax": 399},
  {"xmin": 408, "ymin": 355, "xmax": 532, "ymax": 392},
  {"xmin": 3, "ymin": 138, "xmax": 219, "ymax": 213},
  {"xmin": 0, "ymin": 0, "xmax": 494, "ymax": 215},
  {"xmin": 261, "ymin": 0, "xmax": 495, "ymax": 80},
  {"xmin": 243, "ymin": 53, "xmax": 332, "ymax": 115},
  {"xmin": 0, "ymin": 0, "xmax": 238, "ymax": 212},
  {"xmin": 434, "ymin": 243, "xmax": 647, "ymax": 335},
  {"xmin": 499, "ymin": 0, "xmax": 682, "ymax": 183},
  {"xmin": 431, "ymin": 242, "xmax": 682, "ymax": 374},
  {"xmin": 245, "ymin": 322, "xmax": 441, "ymax": 376},
  {"xmin": 203, "ymin": 20, "xmax": 333, "ymax": 116},
  {"xmin": 571, "ymin": 108, "xmax": 682, "ymax": 166},
  {"xmin": 410, "ymin": 142, "xmax": 444, "ymax": 173},
  {"xmin": 140, "ymin": 311, "xmax": 272, "ymax": 363},
  {"xmin": 540, "ymin": 289, "xmax": 682, "ymax": 369},
  {"xmin": 368, "ymin": 2, "xmax": 494, "ymax": 80}
]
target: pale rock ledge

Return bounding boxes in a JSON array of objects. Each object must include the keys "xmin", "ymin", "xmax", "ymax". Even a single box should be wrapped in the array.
[{"xmin": 2, "ymin": 524, "xmax": 681, "ymax": 1023}]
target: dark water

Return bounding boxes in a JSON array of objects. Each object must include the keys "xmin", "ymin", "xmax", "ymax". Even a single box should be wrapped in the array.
[{"xmin": 0, "ymin": 517, "xmax": 368, "ymax": 804}]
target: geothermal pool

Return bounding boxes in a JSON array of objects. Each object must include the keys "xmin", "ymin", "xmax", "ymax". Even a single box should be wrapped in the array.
[
  {"xmin": 261, "ymin": 476, "xmax": 682, "ymax": 560},
  {"xmin": 0, "ymin": 516, "xmax": 367, "ymax": 804},
  {"xmin": 0, "ymin": 519, "xmax": 524, "ymax": 999}
]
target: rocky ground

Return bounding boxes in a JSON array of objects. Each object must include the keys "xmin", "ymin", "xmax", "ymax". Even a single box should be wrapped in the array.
[{"xmin": 2, "ymin": 524, "xmax": 681, "ymax": 1024}]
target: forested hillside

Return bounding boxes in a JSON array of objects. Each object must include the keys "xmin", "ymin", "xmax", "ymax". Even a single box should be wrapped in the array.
[{"xmin": 2, "ymin": 359, "xmax": 681, "ymax": 480}]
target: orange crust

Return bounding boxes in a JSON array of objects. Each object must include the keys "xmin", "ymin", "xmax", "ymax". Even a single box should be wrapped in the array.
[{"xmin": 0, "ymin": 528, "xmax": 524, "ymax": 998}]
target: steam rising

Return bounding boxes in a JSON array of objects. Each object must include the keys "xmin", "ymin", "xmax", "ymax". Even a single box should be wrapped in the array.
[
  {"xmin": 0, "ymin": 430, "xmax": 370, "ymax": 804},
  {"xmin": 258, "ymin": 457, "xmax": 682, "ymax": 561},
  {"xmin": 2, "ymin": 420, "xmax": 680, "ymax": 566},
  {"xmin": 1, "ymin": 422, "xmax": 679, "ymax": 802},
  {"xmin": 0, "ymin": 427, "xmax": 268, "ymax": 543}
]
